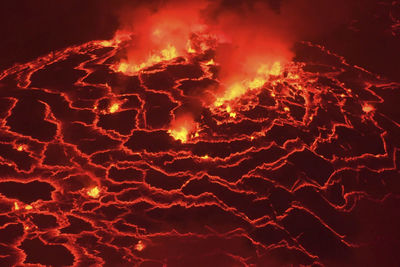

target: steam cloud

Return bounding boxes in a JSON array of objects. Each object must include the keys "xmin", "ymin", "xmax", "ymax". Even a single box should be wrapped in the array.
[
  {"xmin": 117, "ymin": 0, "xmax": 367, "ymax": 75},
  {"xmin": 116, "ymin": 0, "xmax": 371, "ymax": 133}
]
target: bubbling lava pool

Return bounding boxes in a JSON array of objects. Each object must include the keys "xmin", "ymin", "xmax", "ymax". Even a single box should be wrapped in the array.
[{"xmin": 1, "ymin": 4, "xmax": 400, "ymax": 266}]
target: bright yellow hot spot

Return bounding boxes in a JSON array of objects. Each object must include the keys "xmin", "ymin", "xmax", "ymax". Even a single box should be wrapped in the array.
[
  {"xmin": 25, "ymin": 205, "xmax": 33, "ymax": 210},
  {"xmin": 168, "ymin": 127, "xmax": 189, "ymax": 143},
  {"xmin": 135, "ymin": 240, "xmax": 145, "ymax": 251},
  {"xmin": 205, "ymin": 59, "xmax": 215, "ymax": 65},
  {"xmin": 87, "ymin": 186, "xmax": 100, "ymax": 198},
  {"xmin": 284, "ymin": 107, "xmax": 290, "ymax": 112},
  {"xmin": 109, "ymin": 103, "xmax": 119, "ymax": 113},
  {"xmin": 117, "ymin": 62, "xmax": 129, "ymax": 73},
  {"xmin": 201, "ymin": 155, "xmax": 209, "ymax": 159},
  {"xmin": 186, "ymin": 40, "xmax": 196, "ymax": 53},
  {"xmin": 14, "ymin": 202, "xmax": 19, "ymax": 210},
  {"xmin": 17, "ymin": 145, "xmax": 24, "ymax": 151},
  {"xmin": 100, "ymin": 40, "xmax": 113, "ymax": 47}
]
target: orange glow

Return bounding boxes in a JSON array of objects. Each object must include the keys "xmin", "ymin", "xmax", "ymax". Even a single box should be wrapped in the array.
[
  {"xmin": 16, "ymin": 145, "xmax": 24, "ymax": 151},
  {"xmin": 116, "ymin": 62, "xmax": 129, "ymax": 73},
  {"xmin": 214, "ymin": 83, "xmax": 246, "ymax": 107},
  {"xmin": 99, "ymin": 31, "xmax": 131, "ymax": 47},
  {"xmin": 168, "ymin": 127, "xmax": 189, "ymax": 143},
  {"xmin": 186, "ymin": 40, "xmax": 196, "ymax": 53},
  {"xmin": 115, "ymin": 44, "xmax": 178, "ymax": 74},
  {"xmin": 208, "ymin": 1, "xmax": 293, "ymax": 106},
  {"xmin": 205, "ymin": 59, "xmax": 215, "ymax": 65},
  {"xmin": 135, "ymin": 240, "xmax": 145, "ymax": 251},
  {"xmin": 168, "ymin": 115, "xmax": 195, "ymax": 143},
  {"xmin": 214, "ymin": 62, "xmax": 282, "ymax": 107},
  {"xmin": 116, "ymin": 2, "xmax": 209, "ymax": 75},
  {"xmin": 226, "ymin": 106, "xmax": 237, "ymax": 118},
  {"xmin": 14, "ymin": 202, "xmax": 19, "ymax": 210},
  {"xmin": 284, "ymin": 107, "xmax": 290, "ymax": 112},
  {"xmin": 100, "ymin": 40, "xmax": 114, "ymax": 47},
  {"xmin": 362, "ymin": 104, "xmax": 374, "ymax": 113},
  {"xmin": 200, "ymin": 155, "xmax": 209, "ymax": 159},
  {"xmin": 25, "ymin": 205, "xmax": 33, "ymax": 210},
  {"xmin": 287, "ymin": 72, "xmax": 300, "ymax": 80},
  {"xmin": 109, "ymin": 103, "xmax": 120, "ymax": 113},
  {"xmin": 87, "ymin": 186, "xmax": 100, "ymax": 198},
  {"xmin": 248, "ymin": 77, "xmax": 267, "ymax": 90},
  {"xmin": 249, "ymin": 62, "xmax": 282, "ymax": 89},
  {"xmin": 267, "ymin": 62, "xmax": 282, "ymax": 76}
]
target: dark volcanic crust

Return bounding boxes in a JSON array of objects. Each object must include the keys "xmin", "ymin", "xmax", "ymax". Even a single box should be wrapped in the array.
[{"xmin": 0, "ymin": 33, "xmax": 399, "ymax": 267}]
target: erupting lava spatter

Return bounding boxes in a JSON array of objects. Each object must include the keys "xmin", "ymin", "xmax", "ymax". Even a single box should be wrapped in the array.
[{"xmin": 1, "ymin": 1, "xmax": 400, "ymax": 266}]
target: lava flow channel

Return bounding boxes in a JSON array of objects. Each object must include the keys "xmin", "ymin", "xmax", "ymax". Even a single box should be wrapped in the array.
[{"xmin": 1, "ymin": 1, "xmax": 400, "ymax": 267}]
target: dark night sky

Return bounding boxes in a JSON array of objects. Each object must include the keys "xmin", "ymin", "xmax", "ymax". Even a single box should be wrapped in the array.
[{"xmin": 0, "ymin": 0, "xmax": 399, "ymax": 80}]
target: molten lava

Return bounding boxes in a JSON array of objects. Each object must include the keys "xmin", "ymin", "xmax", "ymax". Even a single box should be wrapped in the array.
[
  {"xmin": 214, "ymin": 62, "xmax": 283, "ymax": 107},
  {"xmin": 108, "ymin": 103, "xmax": 120, "ymax": 114},
  {"xmin": 168, "ymin": 115, "xmax": 196, "ymax": 143},
  {"xmin": 1, "ymin": 1, "xmax": 400, "ymax": 266},
  {"xmin": 115, "ymin": 44, "xmax": 178, "ymax": 74},
  {"xmin": 87, "ymin": 186, "xmax": 100, "ymax": 198}
]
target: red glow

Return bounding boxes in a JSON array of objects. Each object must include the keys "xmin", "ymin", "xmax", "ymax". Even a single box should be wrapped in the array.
[{"xmin": 1, "ymin": 1, "xmax": 399, "ymax": 266}]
